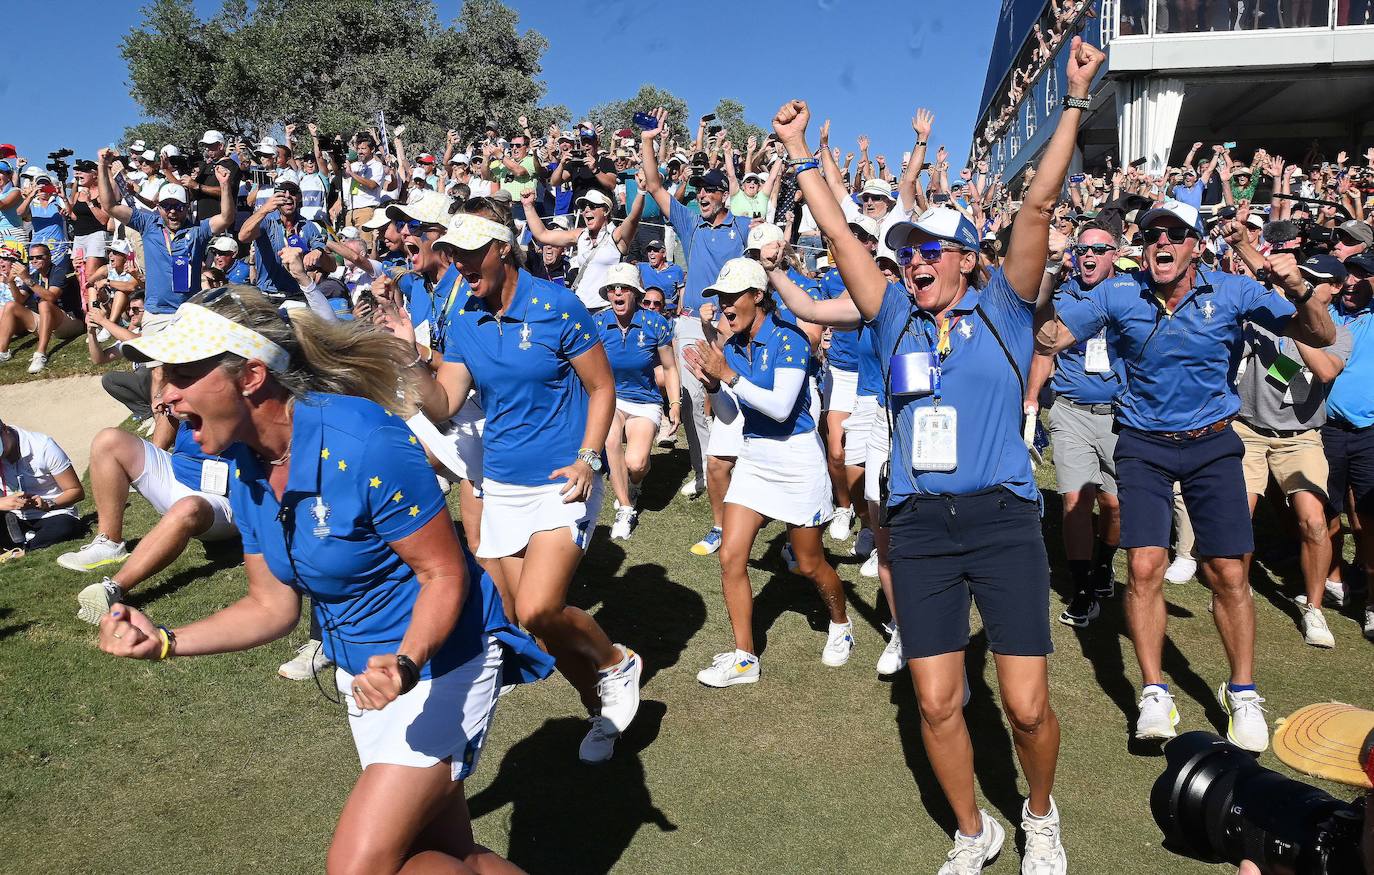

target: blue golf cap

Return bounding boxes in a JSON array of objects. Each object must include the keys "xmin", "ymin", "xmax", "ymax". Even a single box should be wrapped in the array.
[
  {"xmin": 0, "ymin": 159, "xmax": 12, "ymax": 173},
  {"xmin": 1299, "ymin": 254, "xmax": 1347, "ymax": 285},
  {"xmin": 690, "ymin": 169, "xmax": 729, "ymax": 191},
  {"xmin": 884, "ymin": 206, "xmax": 980, "ymax": 252}
]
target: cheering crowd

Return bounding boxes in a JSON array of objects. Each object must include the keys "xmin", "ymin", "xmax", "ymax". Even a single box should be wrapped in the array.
[{"xmin": 3, "ymin": 32, "xmax": 1374, "ymax": 875}]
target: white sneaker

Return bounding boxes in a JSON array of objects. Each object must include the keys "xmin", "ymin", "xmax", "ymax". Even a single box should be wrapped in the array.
[
  {"xmin": 96, "ymin": 327, "xmax": 112, "ymax": 343},
  {"xmin": 0, "ymin": 350, "xmax": 11, "ymax": 363},
  {"xmin": 781, "ymin": 542, "xmax": 798, "ymax": 572},
  {"xmin": 853, "ymin": 526, "xmax": 875, "ymax": 558},
  {"xmin": 76, "ymin": 578, "xmax": 124, "ymax": 624},
  {"xmin": 937, "ymin": 810, "xmax": 1006, "ymax": 875},
  {"xmin": 876, "ymin": 623, "xmax": 904, "ymax": 676},
  {"xmin": 1020, "ymin": 797, "xmax": 1067, "ymax": 875},
  {"xmin": 697, "ymin": 649, "xmax": 760, "ymax": 687},
  {"xmin": 655, "ymin": 417, "xmax": 676, "ymax": 447},
  {"xmin": 278, "ymin": 639, "xmax": 333, "ymax": 680},
  {"xmin": 860, "ymin": 548, "xmax": 880, "ymax": 578},
  {"xmin": 578, "ymin": 715, "xmax": 620, "ymax": 764},
  {"xmin": 821, "ymin": 620, "xmax": 854, "ymax": 667},
  {"xmin": 1135, "ymin": 685, "xmax": 1180, "ymax": 741},
  {"xmin": 1217, "ymin": 683, "xmax": 1268, "ymax": 752},
  {"xmin": 137, "ymin": 418, "xmax": 157, "ymax": 437},
  {"xmin": 1295, "ymin": 599, "xmax": 1335, "ymax": 649},
  {"xmin": 26, "ymin": 352, "xmax": 47, "ymax": 374},
  {"xmin": 596, "ymin": 645, "xmax": 642, "ymax": 733},
  {"xmin": 1164, "ymin": 556, "xmax": 1197, "ymax": 583},
  {"xmin": 58, "ymin": 534, "xmax": 130, "ymax": 572},
  {"xmin": 1324, "ymin": 578, "xmax": 1348, "ymax": 607},
  {"xmin": 1365, "ymin": 607, "xmax": 1374, "ymax": 641},
  {"xmin": 610, "ymin": 503, "xmax": 635, "ymax": 540},
  {"xmin": 679, "ymin": 475, "xmax": 702, "ymax": 497},
  {"xmin": 690, "ymin": 526, "xmax": 722, "ymax": 556},
  {"xmin": 827, "ymin": 506, "xmax": 855, "ymax": 541}
]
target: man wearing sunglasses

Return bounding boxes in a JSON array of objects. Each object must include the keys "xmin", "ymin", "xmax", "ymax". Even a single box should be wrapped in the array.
[
  {"xmin": 485, "ymin": 133, "xmax": 537, "ymax": 222},
  {"xmin": 97, "ymin": 148, "xmax": 235, "ymax": 332},
  {"xmin": 1027, "ymin": 221, "xmax": 1125, "ymax": 629},
  {"xmin": 1041, "ymin": 199, "xmax": 1337, "ymax": 753},
  {"xmin": 237, "ymin": 180, "xmax": 325, "ymax": 305},
  {"xmin": 1333, "ymin": 219, "xmax": 1371, "ymax": 262}
]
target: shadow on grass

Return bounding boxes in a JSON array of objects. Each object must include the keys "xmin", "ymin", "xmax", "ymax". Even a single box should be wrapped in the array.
[
  {"xmin": 125, "ymin": 541, "xmax": 245, "ymax": 611},
  {"xmin": 637, "ymin": 447, "xmax": 693, "ymax": 514},
  {"xmin": 0, "ymin": 606, "xmax": 33, "ymax": 641},
  {"xmin": 469, "ymin": 700, "xmax": 674, "ymax": 875},
  {"xmin": 888, "ymin": 632, "xmax": 1025, "ymax": 835}
]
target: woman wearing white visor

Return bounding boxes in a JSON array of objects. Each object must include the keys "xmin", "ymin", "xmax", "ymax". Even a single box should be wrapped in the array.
[
  {"xmin": 593, "ymin": 262, "xmax": 679, "ymax": 540},
  {"xmin": 683, "ymin": 257, "xmax": 853, "ymax": 687},
  {"xmin": 418, "ymin": 204, "xmax": 644, "ymax": 765}
]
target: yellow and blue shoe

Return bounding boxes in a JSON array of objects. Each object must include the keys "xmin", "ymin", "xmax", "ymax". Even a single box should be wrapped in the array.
[
  {"xmin": 697, "ymin": 649, "xmax": 760, "ymax": 688},
  {"xmin": 1135, "ymin": 684, "xmax": 1180, "ymax": 741}
]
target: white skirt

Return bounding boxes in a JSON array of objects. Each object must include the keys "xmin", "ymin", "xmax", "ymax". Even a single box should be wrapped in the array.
[
  {"xmin": 615, "ymin": 397, "xmax": 662, "ymax": 427},
  {"xmin": 476, "ymin": 476, "xmax": 605, "ymax": 558},
  {"xmin": 725, "ymin": 430, "xmax": 833, "ymax": 527},
  {"xmin": 707, "ymin": 407, "xmax": 744, "ymax": 458},
  {"xmin": 336, "ymin": 636, "xmax": 503, "ymax": 782},
  {"xmin": 439, "ymin": 397, "xmax": 486, "ymax": 487},
  {"xmin": 864, "ymin": 408, "xmax": 893, "ymax": 505},
  {"xmin": 822, "ymin": 366, "xmax": 858, "ymax": 414},
  {"xmin": 843, "ymin": 394, "xmax": 879, "ymax": 467}
]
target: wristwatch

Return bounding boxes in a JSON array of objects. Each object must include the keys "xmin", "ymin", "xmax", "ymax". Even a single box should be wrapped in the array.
[
  {"xmin": 1062, "ymin": 95, "xmax": 1092, "ymax": 111},
  {"xmin": 727, "ymin": 372, "xmax": 743, "ymax": 389},
  {"xmin": 576, "ymin": 448, "xmax": 603, "ymax": 472},
  {"xmin": 1293, "ymin": 280, "xmax": 1316, "ymax": 304}
]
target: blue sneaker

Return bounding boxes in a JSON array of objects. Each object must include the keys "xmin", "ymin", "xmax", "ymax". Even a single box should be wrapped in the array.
[{"xmin": 691, "ymin": 526, "xmax": 723, "ymax": 556}]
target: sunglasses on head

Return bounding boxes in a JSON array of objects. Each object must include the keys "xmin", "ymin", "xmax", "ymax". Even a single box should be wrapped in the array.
[
  {"xmin": 1141, "ymin": 225, "xmax": 1197, "ymax": 245},
  {"xmin": 895, "ymin": 241, "xmax": 954, "ymax": 266},
  {"xmin": 1072, "ymin": 243, "xmax": 1117, "ymax": 255}
]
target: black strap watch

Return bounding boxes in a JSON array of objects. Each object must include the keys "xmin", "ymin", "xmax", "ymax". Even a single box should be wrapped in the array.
[
  {"xmin": 1293, "ymin": 280, "xmax": 1316, "ymax": 304},
  {"xmin": 1062, "ymin": 95, "xmax": 1092, "ymax": 111}
]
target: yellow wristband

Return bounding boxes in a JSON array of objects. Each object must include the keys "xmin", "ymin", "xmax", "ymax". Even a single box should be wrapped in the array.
[{"xmin": 157, "ymin": 626, "xmax": 172, "ymax": 661}]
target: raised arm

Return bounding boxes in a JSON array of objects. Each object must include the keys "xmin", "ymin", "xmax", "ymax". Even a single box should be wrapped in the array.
[
  {"xmin": 898, "ymin": 109, "xmax": 934, "ymax": 214},
  {"xmin": 97, "ymin": 149, "xmax": 134, "ymax": 225},
  {"xmin": 207, "ymin": 163, "xmax": 237, "ymax": 235},
  {"xmin": 612, "ymin": 182, "xmax": 645, "ymax": 249},
  {"xmin": 816, "ymin": 121, "xmax": 850, "ymax": 205},
  {"xmin": 520, "ymin": 190, "xmax": 578, "ymax": 247},
  {"xmin": 638, "ymin": 107, "xmax": 674, "ymax": 216},
  {"xmin": 1003, "ymin": 37, "xmax": 1105, "ymax": 301},
  {"xmin": 767, "ymin": 267, "xmax": 861, "ymax": 328},
  {"xmin": 773, "ymin": 100, "xmax": 887, "ymax": 321}
]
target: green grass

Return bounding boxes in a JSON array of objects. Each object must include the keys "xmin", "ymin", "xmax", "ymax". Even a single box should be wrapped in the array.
[
  {"xmin": 0, "ymin": 329, "xmax": 111, "ymax": 385},
  {"xmin": 0, "ymin": 434, "xmax": 1369, "ymax": 874}
]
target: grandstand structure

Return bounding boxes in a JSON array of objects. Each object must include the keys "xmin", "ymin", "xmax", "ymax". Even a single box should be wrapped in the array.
[{"xmin": 975, "ymin": 0, "xmax": 1374, "ymax": 181}]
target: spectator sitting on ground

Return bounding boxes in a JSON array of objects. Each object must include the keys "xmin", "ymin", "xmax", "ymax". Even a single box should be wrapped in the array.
[
  {"xmin": 0, "ymin": 242, "xmax": 85, "ymax": 374},
  {"xmin": 0, "ymin": 416, "xmax": 86, "ymax": 560}
]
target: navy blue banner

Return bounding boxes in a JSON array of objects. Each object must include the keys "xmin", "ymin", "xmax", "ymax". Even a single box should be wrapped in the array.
[{"xmin": 978, "ymin": 0, "xmax": 1052, "ymax": 115}]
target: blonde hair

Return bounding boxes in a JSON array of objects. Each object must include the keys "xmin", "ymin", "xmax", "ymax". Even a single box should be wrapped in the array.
[
  {"xmin": 201, "ymin": 285, "xmax": 421, "ymax": 417},
  {"xmin": 462, "ymin": 196, "xmax": 527, "ymax": 269}
]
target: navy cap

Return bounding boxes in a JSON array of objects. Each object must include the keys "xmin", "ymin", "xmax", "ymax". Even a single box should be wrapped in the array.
[
  {"xmin": 1343, "ymin": 252, "xmax": 1374, "ymax": 275},
  {"xmin": 690, "ymin": 169, "xmax": 729, "ymax": 191},
  {"xmin": 1299, "ymin": 254, "xmax": 1348, "ymax": 285}
]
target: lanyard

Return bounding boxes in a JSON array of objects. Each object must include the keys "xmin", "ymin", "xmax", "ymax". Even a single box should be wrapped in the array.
[{"xmin": 428, "ymin": 275, "xmax": 462, "ymax": 354}]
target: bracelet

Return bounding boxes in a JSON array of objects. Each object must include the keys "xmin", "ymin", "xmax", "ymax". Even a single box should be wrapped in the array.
[
  {"xmin": 1062, "ymin": 95, "xmax": 1092, "ymax": 111},
  {"xmin": 791, "ymin": 160, "xmax": 820, "ymax": 175},
  {"xmin": 395, "ymin": 654, "xmax": 420, "ymax": 694},
  {"xmin": 669, "ymin": 400, "xmax": 682, "ymax": 407},
  {"xmin": 157, "ymin": 625, "xmax": 176, "ymax": 660},
  {"xmin": 914, "ymin": 140, "xmax": 927, "ymax": 148}
]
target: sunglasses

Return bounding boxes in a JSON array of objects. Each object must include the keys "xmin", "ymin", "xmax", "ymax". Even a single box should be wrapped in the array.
[
  {"xmin": 28, "ymin": 252, "xmax": 50, "ymax": 260},
  {"xmin": 1140, "ymin": 226, "xmax": 1197, "ymax": 245},
  {"xmin": 159, "ymin": 201, "xmax": 186, "ymax": 211},
  {"xmin": 697, "ymin": 186, "xmax": 726, "ymax": 195},
  {"xmin": 859, "ymin": 194, "xmax": 889, "ymax": 203},
  {"xmin": 511, "ymin": 141, "xmax": 528, "ymax": 148},
  {"xmin": 606, "ymin": 285, "xmax": 638, "ymax": 295},
  {"xmin": 895, "ymin": 241, "xmax": 954, "ymax": 266},
  {"xmin": 1337, "ymin": 231, "xmax": 1363, "ymax": 245},
  {"xmin": 579, "ymin": 203, "xmax": 608, "ymax": 212},
  {"xmin": 642, "ymin": 298, "xmax": 664, "ymax": 309},
  {"xmin": 1072, "ymin": 243, "xmax": 1117, "ymax": 255}
]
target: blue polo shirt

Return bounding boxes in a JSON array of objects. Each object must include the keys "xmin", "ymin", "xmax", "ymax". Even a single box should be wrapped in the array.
[
  {"xmin": 638, "ymin": 260, "xmax": 684, "ymax": 310},
  {"xmin": 723, "ymin": 314, "xmax": 814, "ymax": 439},
  {"xmin": 225, "ymin": 260, "xmax": 251, "ymax": 284},
  {"xmin": 444, "ymin": 270, "xmax": 600, "ymax": 486},
  {"xmin": 594, "ymin": 307, "xmax": 672, "ymax": 405},
  {"xmin": 226, "ymin": 393, "xmax": 492, "ymax": 679},
  {"xmin": 1327, "ymin": 299, "xmax": 1374, "ymax": 428},
  {"xmin": 816, "ymin": 269, "xmax": 860, "ymax": 371},
  {"xmin": 127, "ymin": 209, "xmax": 214, "ymax": 314},
  {"xmin": 666, "ymin": 198, "xmax": 751, "ymax": 316},
  {"xmin": 170, "ymin": 421, "xmax": 233, "ymax": 492},
  {"xmin": 250, "ymin": 213, "xmax": 325, "ymax": 296},
  {"xmin": 874, "ymin": 270, "xmax": 1038, "ymax": 503},
  {"xmin": 1057, "ymin": 268, "xmax": 1296, "ymax": 432},
  {"xmin": 1173, "ymin": 180, "xmax": 1205, "ymax": 210},
  {"xmin": 400, "ymin": 265, "xmax": 465, "ymax": 354},
  {"xmin": 856, "ymin": 323, "xmax": 884, "ymax": 400},
  {"xmin": 775, "ymin": 267, "xmax": 822, "ymax": 326},
  {"xmin": 1049, "ymin": 275, "xmax": 1126, "ymax": 406}
]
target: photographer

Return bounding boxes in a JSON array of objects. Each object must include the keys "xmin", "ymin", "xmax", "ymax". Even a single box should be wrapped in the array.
[
  {"xmin": 237, "ymin": 181, "xmax": 325, "ymax": 304},
  {"xmin": 0, "ymin": 158, "xmax": 24, "ymax": 245},
  {"xmin": 0, "ymin": 416, "xmax": 85, "ymax": 557},
  {"xmin": 20, "ymin": 172, "xmax": 72, "ymax": 276},
  {"xmin": 548, "ymin": 121, "xmax": 616, "ymax": 204}
]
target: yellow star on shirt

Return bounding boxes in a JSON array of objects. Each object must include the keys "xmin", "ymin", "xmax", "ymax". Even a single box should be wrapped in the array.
[
  {"xmin": 544, "ymin": 303, "xmax": 552, "ymax": 310},
  {"xmin": 391, "ymin": 490, "xmax": 404, "ymax": 503},
  {"xmin": 408, "ymin": 505, "xmax": 420, "ymax": 517},
  {"xmin": 408, "ymin": 435, "xmax": 417, "ymax": 445},
  {"xmin": 369, "ymin": 476, "xmax": 381, "ymax": 488},
  {"xmin": 320, "ymin": 448, "xmax": 331, "ymax": 460},
  {"xmin": 583, "ymin": 333, "xmax": 590, "ymax": 340},
  {"xmin": 786, "ymin": 356, "xmax": 794, "ymax": 362},
  {"xmin": 234, "ymin": 468, "xmax": 240, "ymax": 480},
  {"xmin": 561, "ymin": 312, "xmax": 570, "ymax": 320},
  {"xmin": 337, "ymin": 460, "xmax": 347, "ymax": 472},
  {"xmin": 531, "ymin": 296, "xmax": 540, "ymax": 304},
  {"xmin": 574, "ymin": 322, "xmax": 581, "ymax": 330}
]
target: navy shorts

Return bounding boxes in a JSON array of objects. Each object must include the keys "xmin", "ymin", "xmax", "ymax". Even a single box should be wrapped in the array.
[
  {"xmin": 1115, "ymin": 425, "xmax": 1253, "ymax": 557},
  {"xmin": 887, "ymin": 487, "xmax": 1053, "ymax": 660},
  {"xmin": 1321, "ymin": 420, "xmax": 1374, "ymax": 517}
]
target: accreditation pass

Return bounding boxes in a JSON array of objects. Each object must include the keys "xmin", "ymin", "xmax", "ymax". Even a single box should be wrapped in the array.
[{"xmin": 911, "ymin": 405, "xmax": 958, "ymax": 472}]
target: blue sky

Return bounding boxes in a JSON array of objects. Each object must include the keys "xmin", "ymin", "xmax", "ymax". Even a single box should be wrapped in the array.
[{"xmin": 2, "ymin": 0, "xmax": 999, "ymax": 168}]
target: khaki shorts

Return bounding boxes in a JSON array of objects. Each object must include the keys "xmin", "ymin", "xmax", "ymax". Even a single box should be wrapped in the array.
[{"xmin": 1234, "ymin": 419, "xmax": 1328, "ymax": 499}]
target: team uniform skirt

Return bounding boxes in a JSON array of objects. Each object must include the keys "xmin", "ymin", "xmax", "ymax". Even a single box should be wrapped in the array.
[
  {"xmin": 134, "ymin": 440, "xmax": 236, "ymax": 540},
  {"xmin": 864, "ymin": 410, "xmax": 892, "ymax": 505},
  {"xmin": 336, "ymin": 636, "xmax": 503, "ymax": 782},
  {"xmin": 725, "ymin": 430, "xmax": 833, "ymax": 527},
  {"xmin": 707, "ymin": 388, "xmax": 745, "ymax": 458},
  {"xmin": 822, "ymin": 366, "xmax": 859, "ymax": 414},
  {"xmin": 476, "ymin": 476, "xmax": 605, "ymax": 558},
  {"xmin": 615, "ymin": 397, "xmax": 663, "ymax": 427},
  {"xmin": 439, "ymin": 397, "xmax": 486, "ymax": 487},
  {"xmin": 843, "ymin": 393, "xmax": 879, "ymax": 467}
]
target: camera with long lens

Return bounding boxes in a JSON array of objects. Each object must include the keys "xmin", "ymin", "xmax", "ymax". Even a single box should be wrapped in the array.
[
  {"xmin": 46, "ymin": 147, "xmax": 73, "ymax": 183},
  {"xmin": 1151, "ymin": 731, "xmax": 1367, "ymax": 874}
]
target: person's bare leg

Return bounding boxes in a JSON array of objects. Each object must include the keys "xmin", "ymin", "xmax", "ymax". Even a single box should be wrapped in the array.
[
  {"xmin": 909, "ymin": 651, "xmax": 981, "ymax": 836},
  {"xmin": 706, "ymin": 455, "xmax": 735, "ymax": 529},
  {"xmin": 994, "ymin": 653, "xmax": 1060, "ymax": 817},
  {"xmin": 1290, "ymin": 490, "xmax": 1333, "ymax": 607},
  {"xmin": 111, "ymin": 496, "xmax": 214, "ymax": 594},
  {"xmin": 1125, "ymin": 546, "xmax": 1170, "ymax": 684},
  {"xmin": 88, "ymin": 427, "xmax": 148, "ymax": 542},
  {"xmin": 35, "ymin": 301, "xmax": 57, "ymax": 355},
  {"xmin": 717, "ymin": 502, "xmax": 766, "ymax": 653},
  {"xmin": 0, "ymin": 304, "xmax": 37, "ymax": 353},
  {"xmin": 1203, "ymin": 555, "xmax": 1254, "ymax": 685},
  {"xmin": 605, "ymin": 410, "xmax": 631, "ymax": 507},
  {"xmin": 869, "ymin": 500, "xmax": 895, "ymax": 617},
  {"xmin": 108, "ymin": 290, "xmax": 129, "ymax": 325},
  {"xmin": 787, "ymin": 524, "xmax": 849, "ymax": 624},
  {"xmin": 823, "ymin": 410, "xmax": 851, "ymax": 511},
  {"xmin": 1097, "ymin": 490, "xmax": 1122, "ymax": 547},
  {"xmin": 623, "ymin": 417, "xmax": 656, "ymax": 492}
]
